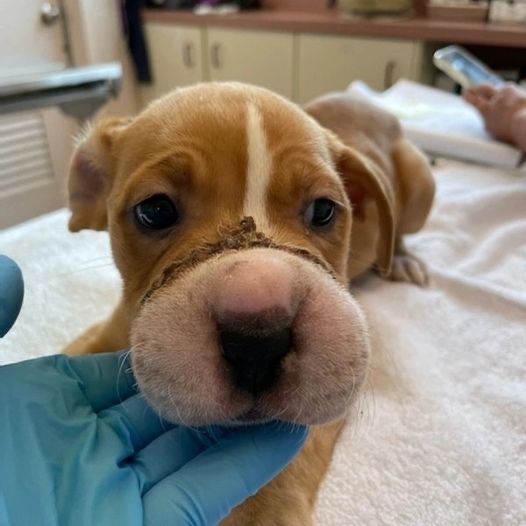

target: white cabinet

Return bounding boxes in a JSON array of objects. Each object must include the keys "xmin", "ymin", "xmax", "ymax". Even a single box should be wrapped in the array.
[
  {"xmin": 206, "ymin": 28, "xmax": 294, "ymax": 100},
  {"xmin": 297, "ymin": 33, "xmax": 423, "ymax": 104},
  {"xmin": 142, "ymin": 25, "xmax": 294, "ymax": 104},
  {"xmin": 141, "ymin": 23, "xmax": 428, "ymax": 108},
  {"xmin": 141, "ymin": 24, "xmax": 205, "ymax": 105}
]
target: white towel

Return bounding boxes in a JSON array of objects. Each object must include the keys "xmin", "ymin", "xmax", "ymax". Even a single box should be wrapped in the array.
[
  {"xmin": 316, "ymin": 161, "xmax": 526, "ymax": 525},
  {"xmin": 1, "ymin": 160, "xmax": 525, "ymax": 525}
]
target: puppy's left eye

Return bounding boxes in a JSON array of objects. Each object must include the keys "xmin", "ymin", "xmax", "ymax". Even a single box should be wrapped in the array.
[
  {"xmin": 134, "ymin": 194, "xmax": 178, "ymax": 230},
  {"xmin": 305, "ymin": 198, "xmax": 336, "ymax": 227}
]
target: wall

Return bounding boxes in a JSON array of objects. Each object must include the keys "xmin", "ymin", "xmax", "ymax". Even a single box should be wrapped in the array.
[{"xmin": 66, "ymin": 0, "xmax": 139, "ymax": 118}]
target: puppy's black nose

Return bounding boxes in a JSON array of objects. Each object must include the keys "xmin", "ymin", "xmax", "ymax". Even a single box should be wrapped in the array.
[{"xmin": 220, "ymin": 325, "xmax": 292, "ymax": 397}]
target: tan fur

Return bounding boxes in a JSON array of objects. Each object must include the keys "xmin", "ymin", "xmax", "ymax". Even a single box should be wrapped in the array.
[
  {"xmin": 64, "ymin": 82, "xmax": 435, "ymax": 524},
  {"xmin": 304, "ymin": 92, "xmax": 435, "ymax": 284}
]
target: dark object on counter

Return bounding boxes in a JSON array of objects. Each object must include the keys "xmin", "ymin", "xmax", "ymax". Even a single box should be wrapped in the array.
[
  {"xmin": 146, "ymin": 0, "xmax": 261, "ymax": 8},
  {"xmin": 236, "ymin": 0, "xmax": 262, "ymax": 8},
  {"xmin": 145, "ymin": 0, "xmax": 197, "ymax": 7},
  {"xmin": 122, "ymin": 0, "xmax": 152, "ymax": 84}
]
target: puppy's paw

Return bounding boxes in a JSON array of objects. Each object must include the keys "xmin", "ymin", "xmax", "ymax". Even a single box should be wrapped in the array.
[
  {"xmin": 388, "ymin": 252, "xmax": 429, "ymax": 287},
  {"xmin": 222, "ymin": 504, "xmax": 312, "ymax": 526},
  {"xmin": 63, "ymin": 323, "xmax": 105, "ymax": 355},
  {"xmin": 63, "ymin": 334, "xmax": 99, "ymax": 356}
]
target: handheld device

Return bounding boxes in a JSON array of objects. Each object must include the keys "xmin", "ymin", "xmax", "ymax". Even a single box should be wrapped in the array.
[{"xmin": 433, "ymin": 45, "xmax": 505, "ymax": 89}]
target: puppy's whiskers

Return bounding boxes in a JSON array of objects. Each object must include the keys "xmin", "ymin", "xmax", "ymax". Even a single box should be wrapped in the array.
[
  {"xmin": 116, "ymin": 349, "xmax": 133, "ymax": 403},
  {"xmin": 167, "ymin": 384, "xmax": 189, "ymax": 428},
  {"xmin": 55, "ymin": 261, "xmax": 115, "ymax": 278}
]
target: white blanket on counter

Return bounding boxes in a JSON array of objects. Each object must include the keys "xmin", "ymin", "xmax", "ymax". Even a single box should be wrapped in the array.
[{"xmin": 1, "ymin": 160, "xmax": 525, "ymax": 525}]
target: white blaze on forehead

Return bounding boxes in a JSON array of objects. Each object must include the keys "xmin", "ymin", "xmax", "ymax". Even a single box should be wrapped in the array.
[{"xmin": 243, "ymin": 103, "xmax": 272, "ymax": 231}]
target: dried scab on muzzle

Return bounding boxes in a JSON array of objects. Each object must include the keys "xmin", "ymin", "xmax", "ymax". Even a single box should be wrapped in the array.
[{"xmin": 141, "ymin": 216, "xmax": 335, "ymax": 305}]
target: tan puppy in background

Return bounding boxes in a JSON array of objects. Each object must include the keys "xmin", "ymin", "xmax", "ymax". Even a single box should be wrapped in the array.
[{"xmin": 65, "ymin": 82, "xmax": 434, "ymax": 525}]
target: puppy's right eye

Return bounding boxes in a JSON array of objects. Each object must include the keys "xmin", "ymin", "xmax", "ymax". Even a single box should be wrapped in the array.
[{"xmin": 134, "ymin": 194, "xmax": 178, "ymax": 230}]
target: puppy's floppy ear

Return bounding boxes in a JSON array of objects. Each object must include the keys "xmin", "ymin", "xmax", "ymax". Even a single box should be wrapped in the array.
[
  {"xmin": 68, "ymin": 117, "xmax": 130, "ymax": 232},
  {"xmin": 329, "ymin": 135, "xmax": 395, "ymax": 277}
]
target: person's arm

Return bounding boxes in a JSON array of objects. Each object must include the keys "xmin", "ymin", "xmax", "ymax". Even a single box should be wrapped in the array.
[
  {"xmin": 510, "ymin": 106, "xmax": 526, "ymax": 153},
  {"xmin": 464, "ymin": 83, "xmax": 526, "ymax": 153}
]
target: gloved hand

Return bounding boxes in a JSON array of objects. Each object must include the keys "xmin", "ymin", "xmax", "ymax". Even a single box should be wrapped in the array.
[
  {"xmin": 0, "ymin": 255, "xmax": 24, "ymax": 337},
  {"xmin": 0, "ymin": 352, "xmax": 307, "ymax": 526}
]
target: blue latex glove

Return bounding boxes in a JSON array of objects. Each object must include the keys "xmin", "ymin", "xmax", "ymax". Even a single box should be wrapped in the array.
[
  {"xmin": 0, "ymin": 351, "xmax": 307, "ymax": 525},
  {"xmin": 0, "ymin": 255, "xmax": 24, "ymax": 337}
]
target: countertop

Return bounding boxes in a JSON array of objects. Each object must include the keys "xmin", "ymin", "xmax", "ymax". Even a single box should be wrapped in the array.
[{"xmin": 143, "ymin": 8, "xmax": 526, "ymax": 48}]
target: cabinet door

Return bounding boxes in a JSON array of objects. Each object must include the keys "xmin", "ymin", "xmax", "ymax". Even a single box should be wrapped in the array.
[
  {"xmin": 141, "ymin": 24, "xmax": 204, "ymax": 105},
  {"xmin": 298, "ymin": 34, "xmax": 421, "ymax": 104},
  {"xmin": 206, "ymin": 29, "xmax": 294, "ymax": 100}
]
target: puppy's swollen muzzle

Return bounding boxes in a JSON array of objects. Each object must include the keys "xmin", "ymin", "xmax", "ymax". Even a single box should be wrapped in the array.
[
  {"xmin": 141, "ymin": 216, "xmax": 335, "ymax": 306},
  {"xmin": 131, "ymin": 239, "xmax": 369, "ymax": 425}
]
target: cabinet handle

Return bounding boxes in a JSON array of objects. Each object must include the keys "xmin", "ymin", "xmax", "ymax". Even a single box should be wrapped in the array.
[
  {"xmin": 384, "ymin": 61, "xmax": 396, "ymax": 89},
  {"xmin": 211, "ymin": 43, "xmax": 222, "ymax": 69},
  {"xmin": 182, "ymin": 42, "xmax": 195, "ymax": 68}
]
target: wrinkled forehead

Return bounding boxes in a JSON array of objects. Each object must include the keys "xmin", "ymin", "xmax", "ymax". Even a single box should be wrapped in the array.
[
  {"xmin": 121, "ymin": 84, "xmax": 335, "ymax": 177},
  {"xmin": 115, "ymin": 85, "xmax": 341, "ymax": 229}
]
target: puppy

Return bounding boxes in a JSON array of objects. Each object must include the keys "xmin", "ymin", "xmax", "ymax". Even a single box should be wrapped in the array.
[
  {"xmin": 305, "ymin": 92, "xmax": 435, "ymax": 285},
  {"xmin": 64, "ymin": 82, "xmax": 434, "ymax": 525}
]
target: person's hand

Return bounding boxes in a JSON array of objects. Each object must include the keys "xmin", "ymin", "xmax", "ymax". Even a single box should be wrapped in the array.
[
  {"xmin": 0, "ymin": 255, "xmax": 24, "ymax": 337},
  {"xmin": 0, "ymin": 351, "xmax": 308, "ymax": 526},
  {"xmin": 464, "ymin": 83, "xmax": 526, "ymax": 152}
]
